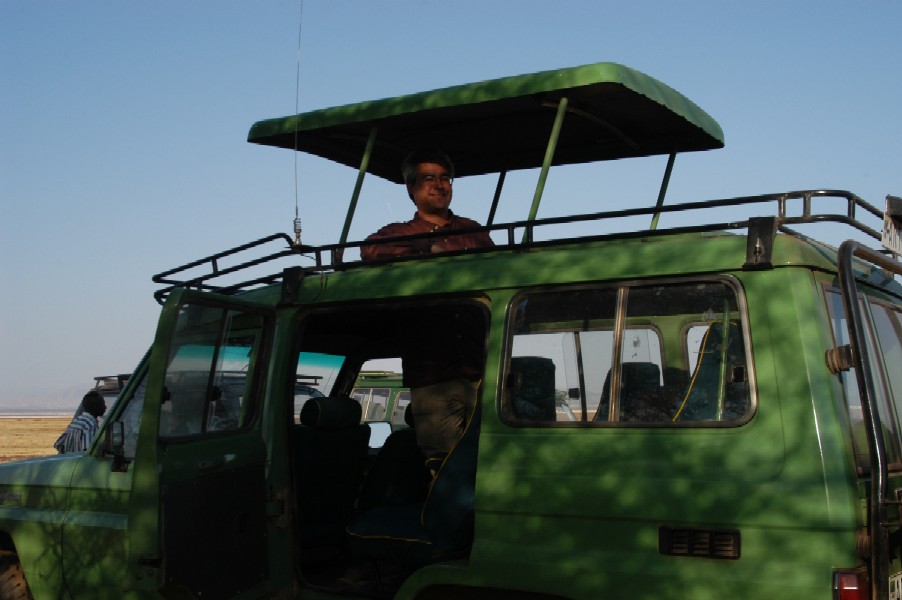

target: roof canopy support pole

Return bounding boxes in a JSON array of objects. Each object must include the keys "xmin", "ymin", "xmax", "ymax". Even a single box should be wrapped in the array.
[
  {"xmin": 524, "ymin": 97, "xmax": 568, "ymax": 240},
  {"xmin": 486, "ymin": 170, "xmax": 507, "ymax": 226},
  {"xmin": 339, "ymin": 125, "xmax": 378, "ymax": 246},
  {"xmin": 649, "ymin": 152, "xmax": 676, "ymax": 231}
]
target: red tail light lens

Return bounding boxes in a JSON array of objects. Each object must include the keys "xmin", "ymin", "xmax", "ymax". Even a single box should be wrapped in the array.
[{"xmin": 833, "ymin": 568, "xmax": 869, "ymax": 600}]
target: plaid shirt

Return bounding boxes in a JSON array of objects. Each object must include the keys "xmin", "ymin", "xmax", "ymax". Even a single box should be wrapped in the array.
[{"xmin": 361, "ymin": 211, "xmax": 493, "ymax": 260}]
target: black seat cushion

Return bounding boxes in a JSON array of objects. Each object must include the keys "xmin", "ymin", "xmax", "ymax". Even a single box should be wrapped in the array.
[{"xmin": 294, "ymin": 396, "xmax": 370, "ymax": 549}]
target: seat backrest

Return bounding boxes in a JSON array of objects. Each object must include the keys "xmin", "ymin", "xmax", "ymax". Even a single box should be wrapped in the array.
[
  {"xmin": 293, "ymin": 396, "xmax": 371, "ymax": 546},
  {"xmin": 595, "ymin": 362, "xmax": 662, "ymax": 421},
  {"xmin": 508, "ymin": 356, "xmax": 556, "ymax": 421},
  {"xmin": 673, "ymin": 321, "xmax": 748, "ymax": 422},
  {"xmin": 420, "ymin": 399, "xmax": 482, "ymax": 552},
  {"xmin": 357, "ymin": 404, "xmax": 431, "ymax": 511}
]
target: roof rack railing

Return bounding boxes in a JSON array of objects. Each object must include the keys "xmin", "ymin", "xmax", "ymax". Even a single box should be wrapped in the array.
[
  {"xmin": 152, "ymin": 233, "xmax": 295, "ymax": 303},
  {"xmin": 152, "ymin": 189, "xmax": 890, "ymax": 303}
]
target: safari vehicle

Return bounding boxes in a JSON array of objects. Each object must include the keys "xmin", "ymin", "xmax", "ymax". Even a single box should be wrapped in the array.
[
  {"xmin": 92, "ymin": 374, "xmax": 131, "ymax": 401},
  {"xmin": 351, "ymin": 371, "xmax": 410, "ymax": 426},
  {"xmin": 1, "ymin": 62, "xmax": 901, "ymax": 600}
]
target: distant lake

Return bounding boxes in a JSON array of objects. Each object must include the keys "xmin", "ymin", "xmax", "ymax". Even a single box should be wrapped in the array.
[{"xmin": 0, "ymin": 408, "xmax": 72, "ymax": 418}]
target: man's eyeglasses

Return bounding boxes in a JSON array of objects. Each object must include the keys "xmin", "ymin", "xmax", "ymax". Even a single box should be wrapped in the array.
[{"xmin": 417, "ymin": 173, "xmax": 453, "ymax": 185}]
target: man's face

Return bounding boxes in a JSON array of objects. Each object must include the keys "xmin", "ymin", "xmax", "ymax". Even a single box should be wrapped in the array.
[{"xmin": 408, "ymin": 161, "xmax": 453, "ymax": 217}]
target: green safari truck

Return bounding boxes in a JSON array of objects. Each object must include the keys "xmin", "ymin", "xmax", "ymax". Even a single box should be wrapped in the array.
[
  {"xmin": 351, "ymin": 371, "xmax": 409, "ymax": 426},
  {"xmin": 2, "ymin": 62, "xmax": 901, "ymax": 600}
]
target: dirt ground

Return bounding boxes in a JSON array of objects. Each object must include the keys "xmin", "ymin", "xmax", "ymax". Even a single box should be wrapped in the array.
[{"xmin": 0, "ymin": 417, "xmax": 70, "ymax": 463}]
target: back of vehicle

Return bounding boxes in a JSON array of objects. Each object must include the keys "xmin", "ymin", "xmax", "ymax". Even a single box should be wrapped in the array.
[
  {"xmin": 826, "ymin": 224, "xmax": 902, "ymax": 600},
  {"xmin": 458, "ymin": 229, "xmax": 869, "ymax": 599}
]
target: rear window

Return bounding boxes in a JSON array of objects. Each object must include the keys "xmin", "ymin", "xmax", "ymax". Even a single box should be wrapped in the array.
[{"xmin": 826, "ymin": 288, "xmax": 902, "ymax": 472}]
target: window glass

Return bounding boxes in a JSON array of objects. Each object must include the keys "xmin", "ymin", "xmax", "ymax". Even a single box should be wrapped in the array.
[
  {"xmin": 686, "ymin": 325, "xmax": 709, "ymax": 374},
  {"xmin": 359, "ymin": 388, "xmax": 390, "ymax": 421},
  {"xmin": 860, "ymin": 298, "xmax": 902, "ymax": 466},
  {"xmin": 115, "ymin": 375, "xmax": 146, "ymax": 459},
  {"xmin": 294, "ymin": 352, "xmax": 345, "ymax": 420},
  {"xmin": 159, "ymin": 304, "xmax": 267, "ymax": 438},
  {"xmin": 869, "ymin": 300, "xmax": 902, "ymax": 419},
  {"xmin": 350, "ymin": 388, "xmax": 370, "ymax": 405},
  {"xmin": 391, "ymin": 391, "xmax": 412, "ymax": 425},
  {"xmin": 825, "ymin": 289, "xmax": 902, "ymax": 471},
  {"xmin": 504, "ymin": 280, "xmax": 750, "ymax": 426}
]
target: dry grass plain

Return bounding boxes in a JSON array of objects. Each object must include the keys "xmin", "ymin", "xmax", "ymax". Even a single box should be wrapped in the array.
[{"xmin": 0, "ymin": 417, "xmax": 70, "ymax": 463}]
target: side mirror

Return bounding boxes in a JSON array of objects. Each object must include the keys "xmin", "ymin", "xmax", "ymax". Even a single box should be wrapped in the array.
[
  {"xmin": 367, "ymin": 421, "xmax": 392, "ymax": 450},
  {"xmin": 105, "ymin": 421, "xmax": 130, "ymax": 472}
]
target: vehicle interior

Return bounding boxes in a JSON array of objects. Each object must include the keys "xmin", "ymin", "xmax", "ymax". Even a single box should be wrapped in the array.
[{"xmin": 289, "ymin": 300, "xmax": 489, "ymax": 594}]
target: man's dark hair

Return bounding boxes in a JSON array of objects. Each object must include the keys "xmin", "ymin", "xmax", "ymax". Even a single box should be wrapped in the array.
[
  {"xmin": 401, "ymin": 148, "xmax": 455, "ymax": 186},
  {"xmin": 82, "ymin": 390, "xmax": 107, "ymax": 418}
]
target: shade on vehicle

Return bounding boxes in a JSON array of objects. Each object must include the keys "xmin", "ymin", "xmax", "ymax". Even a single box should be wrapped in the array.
[{"xmin": 247, "ymin": 61, "xmax": 724, "ymax": 183}]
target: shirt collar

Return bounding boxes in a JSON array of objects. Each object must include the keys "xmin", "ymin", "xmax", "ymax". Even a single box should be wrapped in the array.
[{"xmin": 412, "ymin": 210, "xmax": 455, "ymax": 228}]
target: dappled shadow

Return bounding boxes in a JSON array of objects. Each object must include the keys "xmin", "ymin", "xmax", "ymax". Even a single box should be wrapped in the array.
[{"xmin": 452, "ymin": 259, "xmax": 865, "ymax": 598}]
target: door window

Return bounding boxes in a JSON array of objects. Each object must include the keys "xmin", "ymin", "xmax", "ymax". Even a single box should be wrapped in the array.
[{"xmin": 159, "ymin": 303, "xmax": 267, "ymax": 438}]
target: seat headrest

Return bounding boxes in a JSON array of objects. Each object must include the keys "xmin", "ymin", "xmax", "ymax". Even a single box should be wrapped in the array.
[
  {"xmin": 509, "ymin": 355, "xmax": 557, "ymax": 421},
  {"xmin": 300, "ymin": 396, "xmax": 362, "ymax": 430},
  {"xmin": 621, "ymin": 362, "xmax": 661, "ymax": 382}
]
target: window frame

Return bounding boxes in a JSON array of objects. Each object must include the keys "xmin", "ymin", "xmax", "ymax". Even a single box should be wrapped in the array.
[
  {"xmin": 158, "ymin": 301, "xmax": 272, "ymax": 441},
  {"xmin": 500, "ymin": 275, "xmax": 754, "ymax": 429},
  {"xmin": 824, "ymin": 283, "xmax": 902, "ymax": 474},
  {"xmin": 287, "ymin": 295, "xmax": 492, "ymax": 423}
]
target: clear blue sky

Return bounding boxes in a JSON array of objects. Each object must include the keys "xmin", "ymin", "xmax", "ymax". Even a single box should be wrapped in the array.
[{"xmin": 1, "ymin": 1, "xmax": 900, "ymax": 410}]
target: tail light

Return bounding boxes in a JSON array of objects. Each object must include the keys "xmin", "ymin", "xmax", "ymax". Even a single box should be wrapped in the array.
[{"xmin": 833, "ymin": 568, "xmax": 869, "ymax": 600}]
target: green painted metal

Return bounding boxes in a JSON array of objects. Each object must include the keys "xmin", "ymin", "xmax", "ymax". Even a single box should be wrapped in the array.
[
  {"xmin": 649, "ymin": 152, "xmax": 676, "ymax": 230},
  {"xmin": 524, "ymin": 97, "xmax": 568, "ymax": 232},
  {"xmin": 248, "ymin": 61, "xmax": 724, "ymax": 184},
  {"xmin": 339, "ymin": 125, "xmax": 378, "ymax": 247},
  {"xmin": 485, "ymin": 170, "xmax": 506, "ymax": 227}
]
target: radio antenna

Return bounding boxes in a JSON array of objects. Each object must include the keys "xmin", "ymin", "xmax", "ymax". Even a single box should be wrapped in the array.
[{"xmin": 292, "ymin": 0, "xmax": 306, "ymax": 247}]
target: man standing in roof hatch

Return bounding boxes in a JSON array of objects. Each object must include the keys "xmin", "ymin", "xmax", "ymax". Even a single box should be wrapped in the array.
[{"xmin": 360, "ymin": 149, "xmax": 494, "ymax": 260}]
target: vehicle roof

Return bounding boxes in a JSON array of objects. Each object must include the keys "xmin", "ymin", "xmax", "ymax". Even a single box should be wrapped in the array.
[{"xmin": 247, "ymin": 61, "xmax": 724, "ymax": 183}]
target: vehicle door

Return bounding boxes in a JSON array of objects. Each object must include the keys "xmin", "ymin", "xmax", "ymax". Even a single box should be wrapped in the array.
[
  {"xmin": 833, "ymin": 241, "xmax": 902, "ymax": 599},
  {"xmin": 128, "ymin": 289, "xmax": 275, "ymax": 598}
]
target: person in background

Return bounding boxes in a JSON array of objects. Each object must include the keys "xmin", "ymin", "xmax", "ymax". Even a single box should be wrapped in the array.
[
  {"xmin": 360, "ymin": 149, "xmax": 494, "ymax": 260},
  {"xmin": 54, "ymin": 390, "xmax": 107, "ymax": 453}
]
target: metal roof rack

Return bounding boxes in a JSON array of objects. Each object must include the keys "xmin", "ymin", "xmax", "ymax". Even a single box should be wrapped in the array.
[{"xmin": 152, "ymin": 189, "xmax": 893, "ymax": 304}]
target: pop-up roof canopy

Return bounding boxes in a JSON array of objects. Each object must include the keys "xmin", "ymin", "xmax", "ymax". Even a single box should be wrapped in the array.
[{"xmin": 247, "ymin": 61, "xmax": 724, "ymax": 184}]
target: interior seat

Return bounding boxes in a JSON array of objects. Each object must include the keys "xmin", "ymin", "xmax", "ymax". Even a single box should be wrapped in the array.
[
  {"xmin": 673, "ymin": 321, "xmax": 749, "ymax": 422},
  {"xmin": 346, "ymin": 400, "xmax": 482, "ymax": 567},
  {"xmin": 357, "ymin": 404, "xmax": 431, "ymax": 512},
  {"xmin": 293, "ymin": 395, "xmax": 371, "ymax": 552},
  {"xmin": 594, "ymin": 362, "xmax": 663, "ymax": 422},
  {"xmin": 508, "ymin": 355, "xmax": 557, "ymax": 421}
]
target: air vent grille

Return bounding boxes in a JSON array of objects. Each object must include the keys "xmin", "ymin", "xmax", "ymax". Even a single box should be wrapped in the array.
[{"xmin": 659, "ymin": 527, "xmax": 740, "ymax": 559}]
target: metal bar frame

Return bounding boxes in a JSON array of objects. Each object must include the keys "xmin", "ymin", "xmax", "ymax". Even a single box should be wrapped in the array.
[
  {"xmin": 339, "ymin": 126, "xmax": 378, "ymax": 246},
  {"xmin": 649, "ymin": 153, "xmax": 676, "ymax": 231},
  {"xmin": 152, "ymin": 190, "xmax": 893, "ymax": 302},
  {"xmin": 837, "ymin": 240, "xmax": 902, "ymax": 600},
  {"xmin": 524, "ymin": 98, "xmax": 569, "ymax": 233}
]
